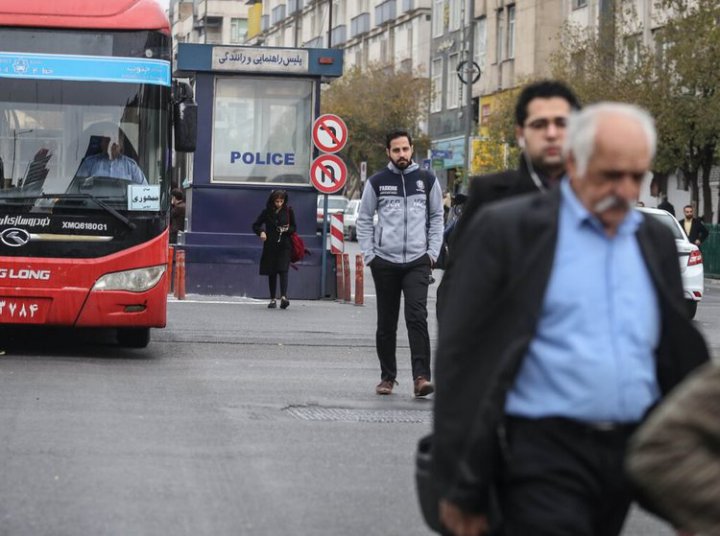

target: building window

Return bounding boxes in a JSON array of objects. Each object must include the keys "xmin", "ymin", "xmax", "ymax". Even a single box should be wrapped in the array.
[
  {"xmin": 624, "ymin": 33, "xmax": 641, "ymax": 69},
  {"xmin": 474, "ymin": 16, "xmax": 487, "ymax": 70},
  {"xmin": 573, "ymin": 0, "xmax": 588, "ymax": 8},
  {"xmin": 652, "ymin": 27, "xmax": 670, "ymax": 72},
  {"xmin": 447, "ymin": 53, "xmax": 460, "ymax": 109},
  {"xmin": 212, "ymin": 78, "xmax": 314, "ymax": 185},
  {"xmin": 449, "ymin": 0, "xmax": 462, "ymax": 31},
  {"xmin": 507, "ymin": 5, "xmax": 516, "ymax": 59},
  {"xmin": 431, "ymin": 57, "xmax": 443, "ymax": 113},
  {"xmin": 432, "ymin": 0, "xmax": 444, "ymax": 37},
  {"xmin": 230, "ymin": 18, "xmax": 248, "ymax": 43},
  {"xmin": 332, "ymin": 0, "xmax": 346, "ymax": 26},
  {"xmin": 496, "ymin": 9, "xmax": 505, "ymax": 62}
]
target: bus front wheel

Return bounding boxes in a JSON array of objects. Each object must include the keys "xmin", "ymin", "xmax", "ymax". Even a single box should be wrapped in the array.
[{"xmin": 117, "ymin": 327, "xmax": 150, "ymax": 348}]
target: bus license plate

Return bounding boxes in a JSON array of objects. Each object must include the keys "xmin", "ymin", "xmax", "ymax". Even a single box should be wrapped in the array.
[{"xmin": 0, "ymin": 298, "xmax": 51, "ymax": 324}]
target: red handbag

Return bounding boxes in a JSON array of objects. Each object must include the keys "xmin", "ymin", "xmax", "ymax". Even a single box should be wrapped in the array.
[{"xmin": 286, "ymin": 206, "xmax": 306, "ymax": 264}]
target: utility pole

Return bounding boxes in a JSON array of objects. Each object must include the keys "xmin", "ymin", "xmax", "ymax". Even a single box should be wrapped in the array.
[
  {"xmin": 463, "ymin": 0, "xmax": 476, "ymax": 183},
  {"xmin": 328, "ymin": 0, "xmax": 333, "ymax": 48}
]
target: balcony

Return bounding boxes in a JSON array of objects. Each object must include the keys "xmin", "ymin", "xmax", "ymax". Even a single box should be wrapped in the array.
[
  {"xmin": 330, "ymin": 25, "xmax": 347, "ymax": 47},
  {"xmin": 375, "ymin": 0, "xmax": 397, "ymax": 26},
  {"xmin": 271, "ymin": 4, "xmax": 286, "ymax": 25},
  {"xmin": 350, "ymin": 12, "xmax": 370, "ymax": 39},
  {"xmin": 288, "ymin": 0, "xmax": 304, "ymax": 14},
  {"xmin": 304, "ymin": 36, "xmax": 324, "ymax": 48}
]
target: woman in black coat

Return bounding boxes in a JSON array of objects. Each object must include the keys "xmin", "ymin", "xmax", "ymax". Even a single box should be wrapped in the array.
[{"xmin": 252, "ymin": 190, "xmax": 296, "ymax": 309}]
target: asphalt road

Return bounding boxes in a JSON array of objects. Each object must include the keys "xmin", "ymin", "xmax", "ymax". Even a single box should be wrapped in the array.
[{"xmin": 0, "ymin": 252, "xmax": 716, "ymax": 535}]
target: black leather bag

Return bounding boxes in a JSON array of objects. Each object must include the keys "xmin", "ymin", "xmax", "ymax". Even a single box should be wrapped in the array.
[
  {"xmin": 415, "ymin": 433, "xmax": 444, "ymax": 533},
  {"xmin": 415, "ymin": 432, "xmax": 504, "ymax": 535}
]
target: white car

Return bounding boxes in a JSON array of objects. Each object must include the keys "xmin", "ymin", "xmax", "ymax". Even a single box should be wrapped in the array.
[
  {"xmin": 343, "ymin": 199, "xmax": 378, "ymax": 241},
  {"xmin": 316, "ymin": 195, "xmax": 348, "ymax": 232},
  {"xmin": 343, "ymin": 199, "xmax": 361, "ymax": 241},
  {"xmin": 638, "ymin": 207, "xmax": 703, "ymax": 318}
]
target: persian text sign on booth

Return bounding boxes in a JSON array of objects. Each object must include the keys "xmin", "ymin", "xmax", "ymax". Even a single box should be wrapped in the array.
[{"xmin": 212, "ymin": 48, "xmax": 309, "ymax": 74}]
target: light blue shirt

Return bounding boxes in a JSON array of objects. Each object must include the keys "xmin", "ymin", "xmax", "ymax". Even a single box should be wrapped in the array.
[
  {"xmin": 77, "ymin": 154, "xmax": 147, "ymax": 184},
  {"xmin": 505, "ymin": 180, "xmax": 661, "ymax": 423}
]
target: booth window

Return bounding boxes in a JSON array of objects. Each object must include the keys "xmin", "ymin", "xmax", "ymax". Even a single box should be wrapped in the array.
[{"xmin": 212, "ymin": 77, "xmax": 314, "ymax": 185}]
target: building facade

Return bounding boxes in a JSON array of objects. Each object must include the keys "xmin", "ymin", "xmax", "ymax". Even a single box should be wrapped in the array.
[
  {"xmin": 428, "ymin": 0, "xmax": 566, "ymax": 191},
  {"xmin": 169, "ymin": 0, "xmax": 251, "ymax": 58},
  {"xmin": 250, "ymin": 0, "xmax": 432, "ymax": 76}
]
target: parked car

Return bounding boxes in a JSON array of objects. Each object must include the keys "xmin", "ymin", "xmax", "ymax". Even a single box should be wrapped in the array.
[
  {"xmin": 342, "ymin": 199, "xmax": 379, "ymax": 241},
  {"xmin": 638, "ymin": 207, "xmax": 704, "ymax": 318},
  {"xmin": 316, "ymin": 195, "xmax": 349, "ymax": 232}
]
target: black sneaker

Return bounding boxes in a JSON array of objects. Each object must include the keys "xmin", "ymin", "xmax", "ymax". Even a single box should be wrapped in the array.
[
  {"xmin": 280, "ymin": 297, "xmax": 290, "ymax": 309},
  {"xmin": 268, "ymin": 300, "xmax": 277, "ymax": 309}
]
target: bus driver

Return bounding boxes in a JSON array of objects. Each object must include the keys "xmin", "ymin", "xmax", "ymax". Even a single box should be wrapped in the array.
[{"xmin": 76, "ymin": 129, "xmax": 147, "ymax": 184}]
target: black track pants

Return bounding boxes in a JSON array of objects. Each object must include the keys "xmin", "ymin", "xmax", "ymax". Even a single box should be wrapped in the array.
[{"xmin": 370, "ymin": 255, "xmax": 432, "ymax": 382}]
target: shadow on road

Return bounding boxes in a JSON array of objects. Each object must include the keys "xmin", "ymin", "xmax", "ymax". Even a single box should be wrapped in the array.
[{"xmin": 0, "ymin": 326, "xmax": 150, "ymax": 359}]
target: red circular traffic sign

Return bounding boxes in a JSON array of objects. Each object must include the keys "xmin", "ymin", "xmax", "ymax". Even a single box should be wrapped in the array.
[
  {"xmin": 310, "ymin": 154, "xmax": 347, "ymax": 194},
  {"xmin": 312, "ymin": 114, "xmax": 348, "ymax": 153}
]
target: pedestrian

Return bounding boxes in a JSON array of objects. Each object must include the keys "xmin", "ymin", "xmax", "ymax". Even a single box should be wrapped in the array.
[
  {"xmin": 169, "ymin": 188, "xmax": 186, "ymax": 244},
  {"xmin": 679, "ymin": 204, "xmax": 708, "ymax": 246},
  {"xmin": 252, "ymin": 189, "xmax": 296, "ymax": 309},
  {"xmin": 657, "ymin": 196, "xmax": 675, "ymax": 217},
  {"xmin": 356, "ymin": 129, "xmax": 444, "ymax": 397},
  {"xmin": 627, "ymin": 363, "xmax": 720, "ymax": 536},
  {"xmin": 431, "ymin": 102, "xmax": 709, "ymax": 536},
  {"xmin": 448, "ymin": 80, "xmax": 581, "ymax": 251},
  {"xmin": 443, "ymin": 190, "xmax": 452, "ymax": 223}
]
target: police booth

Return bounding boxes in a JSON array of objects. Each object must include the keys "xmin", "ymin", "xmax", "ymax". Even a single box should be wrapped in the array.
[{"xmin": 175, "ymin": 44, "xmax": 343, "ymax": 298}]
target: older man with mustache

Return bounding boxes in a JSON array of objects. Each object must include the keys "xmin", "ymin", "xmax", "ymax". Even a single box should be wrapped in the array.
[{"xmin": 431, "ymin": 102, "xmax": 709, "ymax": 536}]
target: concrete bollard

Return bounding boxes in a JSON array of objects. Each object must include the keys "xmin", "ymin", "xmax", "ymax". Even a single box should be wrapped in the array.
[
  {"xmin": 342, "ymin": 253, "xmax": 351, "ymax": 302},
  {"xmin": 167, "ymin": 246, "xmax": 174, "ymax": 294},
  {"xmin": 175, "ymin": 249, "xmax": 186, "ymax": 300},
  {"xmin": 335, "ymin": 253, "xmax": 344, "ymax": 301},
  {"xmin": 354, "ymin": 254, "xmax": 364, "ymax": 306}
]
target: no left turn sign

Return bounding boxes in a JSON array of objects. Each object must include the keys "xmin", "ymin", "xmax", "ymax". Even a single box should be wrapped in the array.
[
  {"xmin": 312, "ymin": 114, "xmax": 348, "ymax": 153},
  {"xmin": 310, "ymin": 154, "xmax": 347, "ymax": 194}
]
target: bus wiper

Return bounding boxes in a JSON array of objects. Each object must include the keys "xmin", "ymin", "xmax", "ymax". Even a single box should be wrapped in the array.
[{"xmin": 39, "ymin": 193, "xmax": 136, "ymax": 230}]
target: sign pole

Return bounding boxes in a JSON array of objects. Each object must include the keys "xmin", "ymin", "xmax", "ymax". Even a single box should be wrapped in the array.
[
  {"xmin": 311, "ymin": 113, "xmax": 348, "ymax": 300},
  {"xmin": 320, "ymin": 193, "xmax": 329, "ymax": 298}
]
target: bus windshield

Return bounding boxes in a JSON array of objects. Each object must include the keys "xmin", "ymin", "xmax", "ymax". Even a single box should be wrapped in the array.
[
  {"xmin": 0, "ymin": 79, "xmax": 168, "ymax": 208},
  {"xmin": 0, "ymin": 28, "xmax": 170, "ymax": 211}
]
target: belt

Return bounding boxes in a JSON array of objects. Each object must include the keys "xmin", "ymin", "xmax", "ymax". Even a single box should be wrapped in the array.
[{"xmin": 506, "ymin": 416, "xmax": 638, "ymax": 440}]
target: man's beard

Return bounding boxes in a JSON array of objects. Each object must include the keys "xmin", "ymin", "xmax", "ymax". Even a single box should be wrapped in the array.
[{"xmin": 393, "ymin": 158, "xmax": 410, "ymax": 170}]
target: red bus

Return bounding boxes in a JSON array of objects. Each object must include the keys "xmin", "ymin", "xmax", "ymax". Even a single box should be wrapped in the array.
[{"xmin": 0, "ymin": 0, "xmax": 196, "ymax": 347}]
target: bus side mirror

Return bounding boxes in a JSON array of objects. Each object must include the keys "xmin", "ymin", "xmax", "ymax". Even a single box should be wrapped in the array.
[{"xmin": 172, "ymin": 80, "xmax": 197, "ymax": 153}]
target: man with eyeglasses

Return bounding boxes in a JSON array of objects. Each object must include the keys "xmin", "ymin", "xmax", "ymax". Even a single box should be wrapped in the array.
[{"xmin": 445, "ymin": 80, "xmax": 580, "ymax": 255}]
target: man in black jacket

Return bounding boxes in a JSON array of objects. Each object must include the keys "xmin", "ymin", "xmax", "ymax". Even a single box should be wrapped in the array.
[
  {"xmin": 432, "ymin": 103, "xmax": 709, "ymax": 536},
  {"xmin": 679, "ymin": 204, "xmax": 709, "ymax": 246},
  {"xmin": 448, "ymin": 80, "xmax": 580, "ymax": 249}
]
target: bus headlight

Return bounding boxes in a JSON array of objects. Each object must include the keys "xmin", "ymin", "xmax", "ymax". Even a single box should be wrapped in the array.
[{"xmin": 93, "ymin": 265, "xmax": 166, "ymax": 292}]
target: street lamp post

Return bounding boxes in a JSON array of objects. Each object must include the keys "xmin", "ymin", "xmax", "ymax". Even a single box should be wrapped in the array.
[{"xmin": 463, "ymin": 0, "xmax": 476, "ymax": 185}]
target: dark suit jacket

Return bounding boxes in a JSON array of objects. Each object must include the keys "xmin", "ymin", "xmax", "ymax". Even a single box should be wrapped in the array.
[
  {"xmin": 433, "ymin": 187, "xmax": 710, "ymax": 514},
  {"xmin": 450, "ymin": 157, "xmax": 540, "ymax": 250},
  {"xmin": 679, "ymin": 217, "xmax": 709, "ymax": 244}
]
